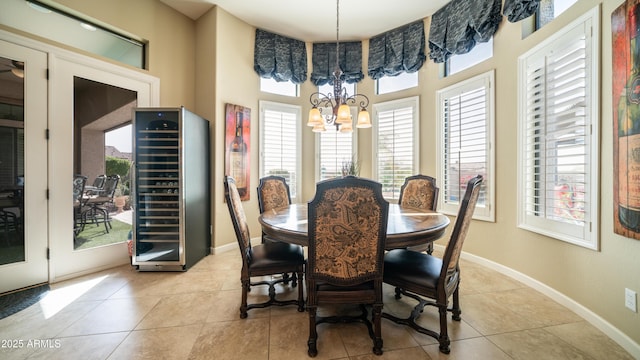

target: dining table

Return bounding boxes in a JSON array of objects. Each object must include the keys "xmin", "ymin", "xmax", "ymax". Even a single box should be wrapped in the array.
[{"xmin": 258, "ymin": 203, "xmax": 451, "ymax": 250}]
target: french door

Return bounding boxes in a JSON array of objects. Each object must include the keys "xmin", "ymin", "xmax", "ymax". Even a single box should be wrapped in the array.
[
  {"xmin": 0, "ymin": 29, "xmax": 159, "ymax": 291},
  {"xmin": 48, "ymin": 53, "xmax": 158, "ymax": 281},
  {"xmin": 0, "ymin": 40, "xmax": 48, "ymax": 293}
]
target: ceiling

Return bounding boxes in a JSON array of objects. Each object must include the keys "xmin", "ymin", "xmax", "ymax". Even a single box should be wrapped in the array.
[{"xmin": 159, "ymin": 0, "xmax": 450, "ymax": 42}]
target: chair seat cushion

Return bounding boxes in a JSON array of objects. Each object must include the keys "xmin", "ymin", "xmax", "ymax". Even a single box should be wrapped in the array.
[
  {"xmin": 250, "ymin": 241, "xmax": 305, "ymax": 271},
  {"xmin": 383, "ymin": 249, "xmax": 442, "ymax": 290}
]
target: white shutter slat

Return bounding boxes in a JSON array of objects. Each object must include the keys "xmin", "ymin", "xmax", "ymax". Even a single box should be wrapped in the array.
[
  {"xmin": 376, "ymin": 102, "xmax": 416, "ymax": 200},
  {"xmin": 261, "ymin": 104, "xmax": 300, "ymax": 198},
  {"xmin": 442, "ymin": 80, "xmax": 489, "ymax": 208}
]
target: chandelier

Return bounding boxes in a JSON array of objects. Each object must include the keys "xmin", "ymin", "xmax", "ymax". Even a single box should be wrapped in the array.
[{"xmin": 307, "ymin": 0, "xmax": 371, "ymax": 133}]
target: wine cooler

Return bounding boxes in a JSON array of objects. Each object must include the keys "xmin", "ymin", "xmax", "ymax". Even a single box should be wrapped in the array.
[{"xmin": 132, "ymin": 107, "xmax": 210, "ymax": 271}]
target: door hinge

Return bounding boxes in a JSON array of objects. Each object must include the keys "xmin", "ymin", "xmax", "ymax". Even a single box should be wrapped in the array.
[
  {"xmin": 46, "ymin": 189, "xmax": 49, "ymax": 199},
  {"xmin": 45, "ymin": 129, "xmax": 50, "ymax": 140},
  {"xmin": 46, "ymin": 247, "xmax": 50, "ymax": 260},
  {"xmin": 46, "ymin": 68, "xmax": 49, "ymax": 80}
]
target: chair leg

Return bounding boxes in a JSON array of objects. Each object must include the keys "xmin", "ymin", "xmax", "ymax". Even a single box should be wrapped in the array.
[
  {"xmin": 240, "ymin": 279, "xmax": 249, "ymax": 319},
  {"xmin": 100, "ymin": 207, "xmax": 110, "ymax": 233},
  {"xmin": 296, "ymin": 269, "xmax": 304, "ymax": 312},
  {"xmin": 372, "ymin": 303, "xmax": 383, "ymax": 355},
  {"xmin": 451, "ymin": 286, "xmax": 461, "ymax": 321},
  {"xmin": 438, "ymin": 305, "xmax": 451, "ymax": 354},
  {"xmin": 307, "ymin": 306, "xmax": 318, "ymax": 357}
]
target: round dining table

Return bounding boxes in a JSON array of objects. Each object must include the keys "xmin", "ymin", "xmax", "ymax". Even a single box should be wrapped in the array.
[{"xmin": 258, "ymin": 203, "xmax": 451, "ymax": 250}]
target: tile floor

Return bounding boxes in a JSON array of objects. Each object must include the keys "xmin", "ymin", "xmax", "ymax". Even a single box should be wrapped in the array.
[{"xmin": 0, "ymin": 248, "xmax": 635, "ymax": 360}]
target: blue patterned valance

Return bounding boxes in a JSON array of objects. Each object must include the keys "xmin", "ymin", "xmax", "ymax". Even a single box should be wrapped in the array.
[
  {"xmin": 311, "ymin": 41, "xmax": 363, "ymax": 86},
  {"xmin": 502, "ymin": 0, "xmax": 541, "ymax": 23},
  {"xmin": 367, "ymin": 20, "xmax": 426, "ymax": 80},
  {"xmin": 428, "ymin": 0, "xmax": 503, "ymax": 63},
  {"xmin": 254, "ymin": 29, "xmax": 307, "ymax": 84}
]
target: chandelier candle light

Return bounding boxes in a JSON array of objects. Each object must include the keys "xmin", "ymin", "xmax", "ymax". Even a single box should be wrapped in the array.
[{"xmin": 307, "ymin": 0, "xmax": 371, "ymax": 133}]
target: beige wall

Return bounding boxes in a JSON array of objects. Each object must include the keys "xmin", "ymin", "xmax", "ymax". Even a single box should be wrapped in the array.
[{"xmin": 3, "ymin": 0, "xmax": 639, "ymax": 351}]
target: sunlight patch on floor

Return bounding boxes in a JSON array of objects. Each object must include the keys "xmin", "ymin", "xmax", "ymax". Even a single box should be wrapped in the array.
[{"xmin": 39, "ymin": 275, "xmax": 108, "ymax": 319}]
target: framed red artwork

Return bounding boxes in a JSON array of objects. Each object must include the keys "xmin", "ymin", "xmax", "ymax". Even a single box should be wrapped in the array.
[
  {"xmin": 225, "ymin": 103, "xmax": 251, "ymax": 201},
  {"xmin": 613, "ymin": 0, "xmax": 640, "ymax": 240}
]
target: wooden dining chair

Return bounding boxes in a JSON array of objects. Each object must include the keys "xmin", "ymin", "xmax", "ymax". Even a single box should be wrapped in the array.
[
  {"xmin": 398, "ymin": 174, "xmax": 439, "ymax": 254},
  {"xmin": 306, "ymin": 176, "xmax": 389, "ymax": 357},
  {"xmin": 382, "ymin": 174, "xmax": 483, "ymax": 354},
  {"xmin": 224, "ymin": 176, "xmax": 304, "ymax": 319},
  {"xmin": 257, "ymin": 175, "xmax": 292, "ymax": 243},
  {"xmin": 257, "ymin": 175, "xmax": 297, "ymax": 284}
]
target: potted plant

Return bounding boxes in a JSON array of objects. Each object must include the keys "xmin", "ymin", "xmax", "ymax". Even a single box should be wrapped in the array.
[
  {"xmin": 114, "ymin": 185, "xmax": 128, "ymax": 213},
  {"xmin": 341, "ymin": 156, "xmax": 361, "ymax": 176},
  {"xmin": 106, "ymin": 156, "xmax": 131, "ymax": 213}
]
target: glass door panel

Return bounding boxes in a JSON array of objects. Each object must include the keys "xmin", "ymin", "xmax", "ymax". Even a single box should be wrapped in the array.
[
  {"xmin": 0, "ymin": 43, "xmax": 48, "ymax": 293},
  {"xmin": 73, "ymin": 77, "xmax": 135, "ymax": 251}
]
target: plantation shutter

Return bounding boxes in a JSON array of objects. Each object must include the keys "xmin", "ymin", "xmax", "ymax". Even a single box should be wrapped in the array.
[
  {"xmin": 522, "ymin": 20, "xmax": 591, "ymax": 240},
  {"xmin": 376, "ymin": 104, "xmax": 416, "ymax": 199},
  {"xmin": 442, "ymin": 84, "xmax": 489, "ymax": 210},
  {"xmin": 262, "ymin": 107, "xmax": 298, "ymax": 198},
  {"xmin": 318, "ymin": 126, "xmax": 354, "ymax": 180}
]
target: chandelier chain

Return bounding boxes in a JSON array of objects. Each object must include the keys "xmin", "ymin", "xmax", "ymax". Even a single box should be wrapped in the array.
[
  {"xmin": 336, "ymin": 0, "xmax": 340, "ymax": 71},
  {"xmin": 306, "ymin": 0, "xmax": 371, "ymax": 132}
]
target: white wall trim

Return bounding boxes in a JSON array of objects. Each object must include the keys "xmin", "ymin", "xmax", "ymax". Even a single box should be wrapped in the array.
[
  {"xmin": 434, "ymin": 243, "xmax": 640, "ymax": 358},
  {"xmin": 212, "ymin": 241, "xmax": 237, "ymax": 255}
]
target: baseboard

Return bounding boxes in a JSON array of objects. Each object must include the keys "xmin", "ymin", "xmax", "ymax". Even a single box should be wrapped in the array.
[
  {"xmin": 211, "ymin": 241, "xmax": 236, "ymax": 255},
  {"xmin": 434, "ymin": 244, "xmax": 640, "ymax": 358}
]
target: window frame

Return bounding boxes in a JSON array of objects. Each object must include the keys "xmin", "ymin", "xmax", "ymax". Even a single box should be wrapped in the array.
[
  {"xmin": 436, "ymin": 70, "xmax": 495, "ymax": 222},
  {"xmin": 258, "ymin": 101, "xmax": 302, "ymax": 203},
  {"xmin": 372, "ymin": 96, "xmax": 420, "ymax": 202},
  {"xmin": 517, "ymin": 6, "xmax": 599, "ymax": 250}
]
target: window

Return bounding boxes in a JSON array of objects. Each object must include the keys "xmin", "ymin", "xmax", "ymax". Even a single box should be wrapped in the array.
[
  {"xmin": 376, "ymin": 72, "xmax": 418, "ymax": 94},
  {"xmin": 446, "ymin": 38, "xmax": 493, "ymax": 76},
  {"xmin": 437, "ymin": 71, "xmax": 495, "ymax": 221},
  {"xmin": 316, "ymin": 111, "xmax": 357, "ymax": 182},
  {"xmin": 260, "ymin": 78, "xmax": 298, "ymax": 97},
  {"xmin": 259, "ymin": 101, "xmax": 301, "ymax": 201},
  {"xmin": 536, "ymin": 0, "xmax": 579, "ymax": 29},
  {"xmin": 517, "ymin": 7, "xmax": 599, "ymax": 249},
  {"xmin": 373, "ymin": 97, "xmax": 419, "ymax": 200}
]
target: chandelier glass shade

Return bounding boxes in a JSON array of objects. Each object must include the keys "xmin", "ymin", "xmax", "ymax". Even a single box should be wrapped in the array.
[{"xmin": 307, "ymin": 0, "xmax": 371, "ymax": 133}]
